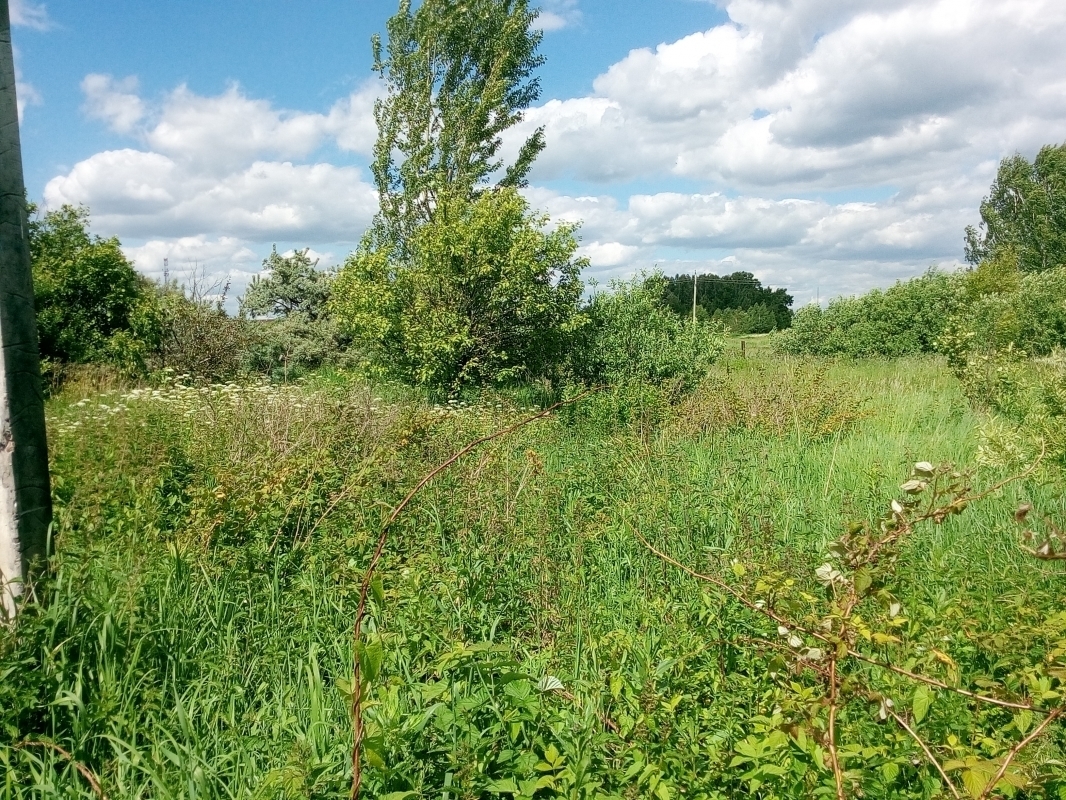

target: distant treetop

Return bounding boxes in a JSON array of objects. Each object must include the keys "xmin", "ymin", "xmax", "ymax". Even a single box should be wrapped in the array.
[{"xmin": 660, "ymin": 271, "xmax": 793, "ymax": 332}]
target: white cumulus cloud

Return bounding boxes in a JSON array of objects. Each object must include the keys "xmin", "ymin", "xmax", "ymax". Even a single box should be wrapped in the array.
[{"xmin": 10, "ymin": 0, "xmax": 50, "ymax": 30}]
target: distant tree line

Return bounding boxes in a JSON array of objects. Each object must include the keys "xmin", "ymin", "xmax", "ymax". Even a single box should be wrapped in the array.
[{"xmin": 660, "ymin": 272, "xmax": 793, "ymax": 333}]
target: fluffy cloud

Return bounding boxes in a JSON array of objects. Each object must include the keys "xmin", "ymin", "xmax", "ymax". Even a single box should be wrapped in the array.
[
  {"xmin": 10, "ymin": 0, "xmax": 50, "ymax": 30},
  {"xmin": 82, "ymin": 75, "xmax": 145, "ymax": 134},
  {"xmin": 535, "ymin": 0, "xmax": 581, "ymax": 31},
  {"xmin": 524, "ymin": 180, "xmax": 971, "ymax": 300},
  {"xmin": 516, "ymin": 0, "xmax": 1066, "ymax": 193},
  {"xmin": 499, "ymin": 0, "xmax": 1066, "ymax": 297},
  {"xmin": 45, "ymin": 0, "xmax": 1066, "ymax": 300}
]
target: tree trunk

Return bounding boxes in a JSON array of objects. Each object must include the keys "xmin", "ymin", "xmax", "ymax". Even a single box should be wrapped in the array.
[{"xmin": 0, "ymin": 0, "xmax": 52, "ymax": 621}]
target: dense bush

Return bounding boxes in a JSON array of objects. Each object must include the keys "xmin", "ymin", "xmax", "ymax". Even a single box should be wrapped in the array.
[
  {"xmin": 29, "ymin": 204, "xmax": 160, "ymax": 369},
  {"xmin": 775, "ymin": 269, "xmax": 961, "ymax": 357},
  {"xmin": 572, "ymin": 273, "xmax": 724, "ymax": 390},
  {"xmin": 333, "ymin": 188, "xmax": 585, "ymax": 390},
  {"xmin": 939, "ymin": 259, "xmax": 1066, "ymax": 465}
]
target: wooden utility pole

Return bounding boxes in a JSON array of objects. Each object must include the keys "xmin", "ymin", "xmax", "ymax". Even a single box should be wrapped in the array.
[
  {"xmin": 0, "ymin": 0, "xmax": 52, "ymax": 620},
  {"xmin": 692, "ymin": 269, "xmax": 698, "ymax": 326}
]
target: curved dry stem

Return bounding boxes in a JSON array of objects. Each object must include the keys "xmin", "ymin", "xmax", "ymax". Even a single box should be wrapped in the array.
[
  {"xmin": 16, "ymin": 740, "xmax": 108, "ymax": 800},
  {"xmin": 828, "ymin": 658, "xmax": 846, "ymax": 800},
  {"xmin": 976, "ymin": 708, "xmax": 1063, "ymax": 800},
  {"xmin": 885, "ymin": 708, "xmax": 962, "ymax": 800}
]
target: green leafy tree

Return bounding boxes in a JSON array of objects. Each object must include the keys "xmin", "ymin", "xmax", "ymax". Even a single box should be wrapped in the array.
[
  {"xmin": 241, "ymin": 247, "xmax": 349, "ymax": 379},
  {"xmin": 241, "ymin": 246, "xmax": 332, "ymax": 321},
  {"xmin": 370, "ymin": 0, "xmax": 546, "ymax": 254},
  {"xmin": 28, "ymin": 204, "xmax": 157, "ymax": 364},
  {"xmin": 334, "ymin": 0, "xmax": 584, "ymax": 389},
  {"xmin": 334, "ymin": 188, "xmax": 585, "ymax": 388},
  {"xmin": 965, "ymin": 143, "xmax": 1066, "ymax": 272},
  {"xmin": 574, "ymin": 273, "xmax": 723, "ymax": 388},
  {"xmin": 662, "ymin": 272, "xmax": 793, "ymax": 330}
]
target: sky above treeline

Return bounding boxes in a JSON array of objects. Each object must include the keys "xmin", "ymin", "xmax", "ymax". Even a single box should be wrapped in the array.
[{"xmin": 13, "ymin": 0, "xmax": 1066, "ymax": 305}]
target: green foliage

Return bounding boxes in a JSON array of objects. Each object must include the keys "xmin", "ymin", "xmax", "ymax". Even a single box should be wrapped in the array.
[
  {"xmin": 662, "ymin": 272, "xmax": 793, "ymax": 331},
  {"xmin": 333, "ymin": 188, "xmax": 585, "ymax": 389},
  {"xmin": 241, "ymin": 247, "xmax": 351, "ymax": 379},
  {"xmin": 938, "ymin": 263, "xmax": 1066, "ymax": 466},
  {"xmin": 241, "ymin": 246, "xmax": 332, "ymax": 320},
  {"xmin": 157, "ymin": 285, "xmax": 249, "ymax": 382},
  {"xmin": 4, "ymin": 356, "xmax": 1065, "ymax": 798},
  {"xmin": 29, "ymin": 204, "xmax": 159, "ymax": 366},
  {"xmin": 776, "ymin": 270, "xmax": 961, "ymax": 358},
  {"xmin": 572, "ymin": 273, "xmax": 725, "ymax": 390},
  {"xmin": 370, "ymin": 0, "xmax": 546, "ymax": 253},
  {"xmin": 711, "ymin": 302, "xmax": 779, "ymax": 335},
  {"xmin": 965, "ymin": 142, "xmax": 1066, "ymax": 273}
]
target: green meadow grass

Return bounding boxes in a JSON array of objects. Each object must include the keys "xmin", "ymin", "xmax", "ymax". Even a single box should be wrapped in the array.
[{"xmin": 2, "ymin": 354, "xmax": 1064, "ymax": 799}]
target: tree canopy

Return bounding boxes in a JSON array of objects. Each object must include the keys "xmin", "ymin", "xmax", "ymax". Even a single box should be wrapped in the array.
[
  {"xmin": 370, "ymin": 0, "xmax": 546, "ymax": 254},
  {"xmin": 965, "ymin": 142, "xmax": 1066, "ymax": 272},
  {"xmin": 661, "ymin": 272, "xmax": 793, "ymax": 331},
  {"xmin": 29, "ymin": 204, "xmax": 156, "ymax": 364},
  {"xmin": 334, "ymin": 0, "xmax": 586, "ymax": 390}
]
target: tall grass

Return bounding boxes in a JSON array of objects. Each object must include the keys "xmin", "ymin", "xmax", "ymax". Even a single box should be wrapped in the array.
[{"xmin": 2, "ymin": 356, "xmax": 1064, "ymax": 799}]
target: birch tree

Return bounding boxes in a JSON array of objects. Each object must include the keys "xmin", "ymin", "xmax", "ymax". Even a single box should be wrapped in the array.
[{"xmin": 0, "ymin": 0, "xmax": 52, "ymax": 620}]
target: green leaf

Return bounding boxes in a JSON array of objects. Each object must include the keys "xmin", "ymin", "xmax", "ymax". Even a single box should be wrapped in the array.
[
  {"xmin": 881, "ymin": 762, "xmax": 900, "ymax": 783},
  {"xmin": 359, "ymin": 640, "xmax": 384, "ymax": 683},
  {"xmin": 853, "ymin": 567, "xmax": 873, "ymax": 596},
  {"xmin": 912, "ymin": 684, "xmax": 933, "ymax": 724},
  {"xmin": 370, "ymin": 576, "xmax": 385, "ymax": 605},
  {"xmin": 381, "ymin": 793, "xmax": 418, "ymax": 800},
  {"xmin": 962, "ymin": 768, "xmax": 991, "ymax": 799},
  {"xmin": 1014, "ymin": 709, "xmax": 1033, "ymax": 734},
  {"xmin": 485, "ymin": 778, "xmax": 519, "ymax": 794}
]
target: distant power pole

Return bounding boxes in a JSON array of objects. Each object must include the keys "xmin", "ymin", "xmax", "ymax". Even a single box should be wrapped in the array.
[
  {"xmin": 0, "ymin": 0, "xmax": 53, "ymax": 620},
  {"xmin": 692, "ymin": 269, "xmax": 699, "ymax": 326},
  {"xmin": 163, "ymin": 257, "xmax": 169, "ymax": 284}
]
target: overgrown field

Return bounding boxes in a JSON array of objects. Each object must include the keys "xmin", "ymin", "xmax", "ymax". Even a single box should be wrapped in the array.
[{"xmin": 3, "ymin": 349, "xmax": 1065, "ymax": 799}]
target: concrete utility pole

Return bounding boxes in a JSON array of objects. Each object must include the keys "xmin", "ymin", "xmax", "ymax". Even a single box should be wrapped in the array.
[{"xmin": 0, "ymin": 0, "xmax": 52, "ymax": 620}]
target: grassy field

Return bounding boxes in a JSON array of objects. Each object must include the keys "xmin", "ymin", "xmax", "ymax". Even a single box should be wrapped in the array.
[{"xmin": 2, "ymin": 350, "xmax": 1064, "ymax": 799}]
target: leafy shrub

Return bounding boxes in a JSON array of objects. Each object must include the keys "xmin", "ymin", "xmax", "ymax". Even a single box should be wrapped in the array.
[
  {"xmin": 939, "ymin": 261, "xmax": 1066, "ymax": 466},
  {"xmin": 158, "ymin": 288, "xmax": 249, "ymax": 382},
  {"xmin": 711, "ymin": 302, "xmax": 779, "ymax": 334},
  {"xmin": 333, "ymin": 188, "xmax": 585, "ymax": 390},
  {"xmin": 775, "ymin": 269, "xmax": 961, "ymax": 357},
  {"xmin": 572, "ymin": 273, "xmax": 724, "ymax": 389},
  {"xmin": 29, "ymin": 204, "xmax": 159, "ymax": 366}
]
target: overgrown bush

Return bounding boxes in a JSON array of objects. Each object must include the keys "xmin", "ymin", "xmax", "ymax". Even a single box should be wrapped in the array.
[
  {"xmin": 333, "ymin": 188, "xmax": 585, "ymax": 390},
  {"xmin": 775, "ymin": 270, "xmax": 961, "ymax": 357},
  {"xmin": 572, "ymin": 273, "xmax": 724, "ymax": 389},
  {"xmin": 157, "ymin": 287, "xmax": 249, "ymax": 382},
  {"xmin": 241, "ymin": 247, "xmax": 352, "ymax": 380},
  {"xmin": 29, "ymin": 204, "xmax": 160, "ymax": 369},
  {"xmin": 939, "ymin": 260, "xmax": 1066, "ymax": 466}
]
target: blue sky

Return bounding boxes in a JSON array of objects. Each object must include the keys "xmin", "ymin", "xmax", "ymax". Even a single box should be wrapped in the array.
[{"xmin": 13, "ymin": 0, "xmax": 1066, "ymax": 305}]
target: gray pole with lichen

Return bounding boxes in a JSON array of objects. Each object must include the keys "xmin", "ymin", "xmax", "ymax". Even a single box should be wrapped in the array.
[{"xmin": 0, "ymin": 0, "xmax": 52, "ymax": 620}]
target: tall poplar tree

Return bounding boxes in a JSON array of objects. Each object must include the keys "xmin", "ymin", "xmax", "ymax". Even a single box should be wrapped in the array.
[
  {"xmin": 0, "ymin": 0, "xmax": 51, "ymax": 620},
  {"xmin": 369, "ymin": 0, "xmax": 546, "ymax": 253}
]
